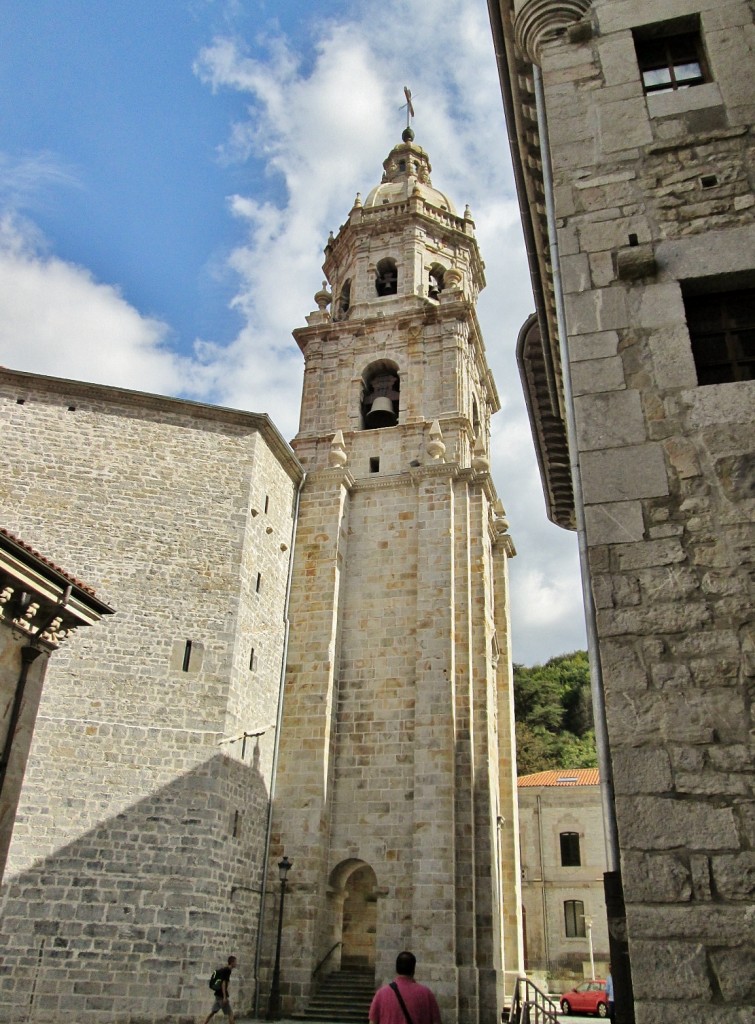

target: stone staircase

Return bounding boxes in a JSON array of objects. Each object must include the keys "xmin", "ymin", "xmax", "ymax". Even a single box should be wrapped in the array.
[{"xmin": 294, "ymin": 966, "xmax": 376, "ymax": 1023}]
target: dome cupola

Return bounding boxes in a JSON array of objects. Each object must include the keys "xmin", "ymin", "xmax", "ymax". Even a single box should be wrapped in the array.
[{"xmin": 363, "ymin": 127, "xmax": 456, "ymax": 214}]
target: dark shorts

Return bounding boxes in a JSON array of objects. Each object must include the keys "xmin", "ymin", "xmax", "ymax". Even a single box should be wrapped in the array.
[{"xmin": 210, "ymin": 997, "xmax": 232, "ymax": 1016}]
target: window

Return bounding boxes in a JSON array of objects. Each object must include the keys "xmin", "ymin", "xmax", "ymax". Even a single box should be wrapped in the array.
[
  {"xmin": 634, "ymin": 23, "xmax": 708, "ymax": 94},
  {"xmin": 428, "ymin": 264, "xmax": 446, "ymax": 300},
  {"xmin": 361, "ymin": 362, "xmax": 400, "ymax": 430},
  {"xmin": 560, "ymin": 831, "xmax": 581, "ymax": 867},
  {"xmin": 684, "ymin": 288, "xmax": 755, "ymax": 385},
  {"xmin": 375, "ymin": 258, "xmax": 398, "ymax": 297},
  {"xmin": 336, "ymin": 278, "xmax": 351, "ymax": 320},
  {"xmin": 564, "ymin": 900, "xmax": 586, "ymax": 938}
]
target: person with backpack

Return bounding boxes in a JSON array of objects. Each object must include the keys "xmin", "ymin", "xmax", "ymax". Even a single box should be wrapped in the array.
[
  {"xmin": 369, "ymin": 951, "xmax": 441, "ymax": 1024},
  {"xmin": 203, "ymin": 955, "xmax": 237, "ymax": 1024}
]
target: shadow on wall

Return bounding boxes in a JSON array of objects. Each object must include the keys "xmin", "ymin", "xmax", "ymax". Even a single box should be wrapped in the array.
[{"xmin": 0, "ymin": 754, "xmax": 270, "ymax": 1024}]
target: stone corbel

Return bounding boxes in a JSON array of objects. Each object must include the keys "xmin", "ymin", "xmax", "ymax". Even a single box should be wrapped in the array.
[{"xmin": 615, "ymin": 243, "xmax": 658, "ymax": 282}]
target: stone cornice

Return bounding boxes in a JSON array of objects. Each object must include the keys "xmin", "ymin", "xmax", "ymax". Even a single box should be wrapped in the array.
[
  {"xmin": 0, "ymin": 536, "xmax": 113, "ymax": 649},
  {"xmin": 514, "ymin": 0, "xmax": 592, "ymax": 64}
]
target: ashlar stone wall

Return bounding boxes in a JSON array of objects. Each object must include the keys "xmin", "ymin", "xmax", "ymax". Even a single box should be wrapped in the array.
[
  {"xmin": 0, "ymin": 369, "xmax": 301, "ymax": 1023},
  {"xmin": 533, "ymin": 1, "xmax": 754, "ymax": 1020}
]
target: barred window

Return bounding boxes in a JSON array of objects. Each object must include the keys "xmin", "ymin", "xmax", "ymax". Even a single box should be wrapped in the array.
[
  {"xmin": 634, "ymin": 23, "xmax": 708, "ymax": 94},
  {"xmin": 684, "ymin": 288, "xmax": 755, "ymax": 385}
]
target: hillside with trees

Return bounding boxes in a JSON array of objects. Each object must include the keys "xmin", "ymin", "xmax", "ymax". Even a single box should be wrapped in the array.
[{"xmin": 513, "ymin": 650, "xmax": 598, "ymax": 776}]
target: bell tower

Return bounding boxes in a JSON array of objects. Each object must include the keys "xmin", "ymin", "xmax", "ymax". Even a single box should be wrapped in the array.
[{"xmin": 266, "ymin": 127, "xmax": 522, "ymax": 1024}]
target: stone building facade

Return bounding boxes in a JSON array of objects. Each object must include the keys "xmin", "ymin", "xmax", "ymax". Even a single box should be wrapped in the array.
[
  {"xmin": 261, "ymin": 130, "xmax": 522, "ymax": 1024},
  {"xmin": 0, "ymin": 372, "xmax": 302, "ymax": 1022},
  {"xmin": 517, "ymin": 769, "xmax": 609, "ymax": 982},
  {"xmin": 488, "ymin": 1, "xmax": 754, "ymax": 1022}
]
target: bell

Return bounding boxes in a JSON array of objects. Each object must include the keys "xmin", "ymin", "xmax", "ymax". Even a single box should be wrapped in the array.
[{"xmin": 366, "ymin": 396, "xmax": 397, "ymax": 428}]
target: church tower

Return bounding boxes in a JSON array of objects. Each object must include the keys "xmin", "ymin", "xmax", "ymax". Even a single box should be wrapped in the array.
[{"xmin": 266, "ymin": 127, "xmax": 521, "ymax": 1023}]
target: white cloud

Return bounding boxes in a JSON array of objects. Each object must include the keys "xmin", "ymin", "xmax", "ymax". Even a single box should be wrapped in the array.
[{"xmin": 0, "ymin": 215, "xmax": 190, "ymax": 393}]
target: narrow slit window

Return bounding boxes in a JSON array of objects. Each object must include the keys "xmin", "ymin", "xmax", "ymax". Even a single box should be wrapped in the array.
[
  {"xmin": 182, "ymin": 640, "xmax": 193, "ymax": 673},
  {"xmin": 249, "ymin": 647, "xmax": 256, "ymax": 671},
  {"xmin": 370, "ymin": 457, "xmax": 380, "ymax": 474},
  {"xmin": 264, "ymin": 495, "xmax": 269, "ymax": 514},
  {"xmin": 256, "ymin": 573, "xmax": 262, "ymax": 593}
]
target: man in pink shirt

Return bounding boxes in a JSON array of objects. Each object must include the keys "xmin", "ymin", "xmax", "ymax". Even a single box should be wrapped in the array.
[{"xmin": 369, "ymin": 952, "xmax": 442, "ymax": 1024}]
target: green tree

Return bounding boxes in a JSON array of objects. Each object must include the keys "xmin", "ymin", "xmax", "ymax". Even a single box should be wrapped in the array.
[{"xmin": 513, "ymin": 651, "xmax": 597, "ymax": 776}]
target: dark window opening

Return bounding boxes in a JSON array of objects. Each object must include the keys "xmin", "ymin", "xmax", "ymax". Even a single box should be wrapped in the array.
[
  {"xmin": 336, "ymin": 278, "xmax": 352, "ymax": 320},
  {"xmin": 182, "ymin": 640, "xmax": 193, "ymax": 673},
  {"xmin": 250, "ymin": 647, "xmax": 256, "ymax": 671},
  {"xmin": 560, "ymin": 831, "xmax": 581, "ymax": 867},
  {"xmin": 634, "ymin": 23, "xmax": 708, "ymax": 94},
  {"xmin": 264, "ymin": 495, "xmax": 269, "ymax": 514},
  {"xmin": 362, "ymin": 365, "xmax": 400, "ymax": 430},
  {"xmin": 429, "ymin": 264, "xmax": 446, "ymax": 300},
  {"xmin": 67, "ymin": 405, "xmax": 76, "ymax": 412},
  {"xmin": 684, "ymin": 287, "xmax": 755, "ymax": 385},
  {"xmin": 232, "ymin": 810, "xmax": 240, "ymax": 838},
  {"xmin": 370, "ymin": 457, "xmax": 380, "ymax": 473},
  {"xmin": 564, "ymin": 900, "xmax": 586, "ymax": 938},
  {"xmin": 16, "ymin": 398, "xmax": 24, "ymax": 405},
  {"xmin": 375, "ymin": 258, "xmax": 398, "ymax": 297},
  {"xmin": 256, "ymin": 573, "xmax": 262, "ymax": 593}
]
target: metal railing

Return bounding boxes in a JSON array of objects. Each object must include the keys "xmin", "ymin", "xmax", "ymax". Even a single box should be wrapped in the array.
[
  {"xmin": 311, "ymin": 941, "xmax": 343, "ymax": 979},
  {"xmin": 509, "ymin": 976, "xmax": 560, "ymax": 1024}
]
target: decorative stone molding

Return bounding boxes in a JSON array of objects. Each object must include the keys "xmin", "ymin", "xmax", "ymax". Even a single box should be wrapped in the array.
[
  {"xmin": 426, "ymin": 420, "xmax": 446, "ymax": 460},
  {"xmin": 514, "ymin": 0, "xmax": 592, "ymax": 65},
  {"xmin": 328, "ymin": 429, "xmax": 348, "ymax": 468},
  {"xmin": 472, "ymin": 432, "xmax": 491, "ymax": 472}
]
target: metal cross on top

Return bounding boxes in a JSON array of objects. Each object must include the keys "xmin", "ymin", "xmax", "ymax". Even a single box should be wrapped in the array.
[{"xmin": 402, "ymin": 86, "xmax": 415, "ymax": 128}]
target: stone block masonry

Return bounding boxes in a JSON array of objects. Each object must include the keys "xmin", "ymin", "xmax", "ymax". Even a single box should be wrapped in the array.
[
  {"xmin": 0, "ymin": 369, "xmax": 302, "ymax": 1023},
  {"xmin": 537, "ymin": 2, "xmax": 755, "ymax": 1020}
]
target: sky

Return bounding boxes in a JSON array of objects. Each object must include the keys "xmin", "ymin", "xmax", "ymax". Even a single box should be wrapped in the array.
[{"xmin": 0, "ymin": 0, "xmax": 586, "ymax": 666}]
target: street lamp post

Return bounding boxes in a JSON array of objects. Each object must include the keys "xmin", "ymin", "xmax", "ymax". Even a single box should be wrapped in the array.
[
  {"xmin": 267, "ymin": 855, "xmax": 292, "ymax": 1020},
  {"xmin": 584, "ymin": 916, "xmax": 595, "ymax": 980}
]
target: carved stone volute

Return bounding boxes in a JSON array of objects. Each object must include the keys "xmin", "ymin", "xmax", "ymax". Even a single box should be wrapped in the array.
[{"xmin": 514, "ymin": 0, "xmax": 592, "ymax": 64}]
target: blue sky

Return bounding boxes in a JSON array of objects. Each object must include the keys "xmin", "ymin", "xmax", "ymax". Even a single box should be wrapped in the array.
[{"xmin": 0, "ymin": 0, "xmax": 586, "ymax": 665}]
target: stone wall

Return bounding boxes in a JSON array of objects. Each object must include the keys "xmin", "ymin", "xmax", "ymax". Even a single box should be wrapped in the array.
[
  {"xmin": 530, "ymin": 1, "xmax": 754, "ymax": 1019},
  {"xmin": 0, "ymin": 370, "xmax": 300, "ymax": 1023}
]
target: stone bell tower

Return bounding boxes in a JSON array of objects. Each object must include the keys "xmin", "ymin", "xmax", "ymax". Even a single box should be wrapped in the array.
[{"xmin": 265, "ymin": 128, "xmax": 522, "ymax": 1024}]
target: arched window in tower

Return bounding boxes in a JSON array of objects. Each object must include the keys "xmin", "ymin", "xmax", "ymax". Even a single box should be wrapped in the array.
[
  {"xmin": 472, "ymin": 396, "xmax": 480, "ymax": 437},
  {"xmin": 336, "ymin": 279, "xmax": 352, "ymax": 321},
  {"xmin": 361, "ymin": 361, "xmax": 400, "ymax": 430},
  {"xmin": 375, "ymin": 258, "xmax": 398, "ymax": 297},
  {"xmin": 429, "ymin": 264, "xmax": 446, "ymax": 300}
]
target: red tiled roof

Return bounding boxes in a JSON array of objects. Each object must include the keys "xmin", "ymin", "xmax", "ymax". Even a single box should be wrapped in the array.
[
  {"xmin": 518, "ymin": 768, "xmax": 600, "ymax": 787},
  {"xmin": 0, "ymin": 527, "xmax": 98, "ymax": 596}
]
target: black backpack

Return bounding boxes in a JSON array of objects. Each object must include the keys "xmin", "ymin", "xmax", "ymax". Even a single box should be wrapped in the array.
[{"xmin": 208, "ymin": 970, "xmax": 223, "ymax": 993}]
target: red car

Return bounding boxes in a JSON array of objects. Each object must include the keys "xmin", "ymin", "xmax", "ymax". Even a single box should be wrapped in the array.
[{"xmin": 560, "ymin": 980, "xmax": 608, "ymax": 1017}]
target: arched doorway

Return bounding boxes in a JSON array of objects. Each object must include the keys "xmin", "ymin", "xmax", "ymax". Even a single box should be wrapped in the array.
[{"xmin": 329, "ymin": 860, "xmax": 378, "ymax": 969}]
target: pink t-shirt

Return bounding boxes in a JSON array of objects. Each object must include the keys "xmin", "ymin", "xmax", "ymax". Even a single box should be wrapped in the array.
[{"xmin": 369, "ymin": 977, "xmax": 442, "ymax": 1024}]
